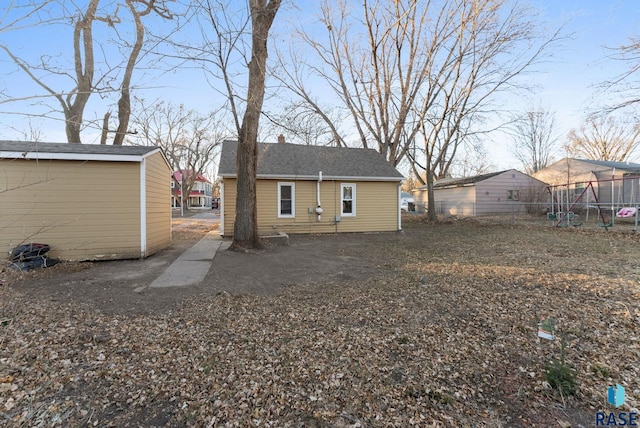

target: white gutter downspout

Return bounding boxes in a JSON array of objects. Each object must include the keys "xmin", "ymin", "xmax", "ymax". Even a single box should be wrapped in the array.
[
  {"xmin": 316, "ymin": 171, "xmax": 323, "ymax": 221},
  {"xmin": 140, "ymin": 158, "xmax": 147, "ymax": 258},
  {"xmin": 398, "ymin": 185, "xmax": 402, "ymax": 231},
  {"xmin": 220, "ymin": 181, "xmax": 225, "ymax": 236}
]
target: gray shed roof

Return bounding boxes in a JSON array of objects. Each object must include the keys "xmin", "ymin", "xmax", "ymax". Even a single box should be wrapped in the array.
[
  {"xmin": 414, "ymin": 170, "xmax": 511, "ymax": 190},
  {"xmin": 218, "ymin": 140, "xmax": 404, "ymax": 181},
  {"xmin": 573, "ymin": 158, "xmax": 640, "ymax": 170},
  {"xmin": 0, "ymin": 140, "xmax": 162, "ymax": 162},
  {"xmin": 433, "ymin": 170, "xmax": 506, "ymax": 188}
]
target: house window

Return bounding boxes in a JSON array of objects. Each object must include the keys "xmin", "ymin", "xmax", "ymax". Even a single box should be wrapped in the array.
[
  {"xmin": 341, "ymin": 183, "xmax": 356, "ymax": 216},
  {"xmin": 507, "ymin": 190, "xmax": 520, "ymax": 201},
  {"xmin": 278, "ymin": 182, "xmax": 295, "ymax": 218}
]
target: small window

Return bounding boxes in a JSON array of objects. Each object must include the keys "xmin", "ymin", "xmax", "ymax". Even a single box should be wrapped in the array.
[
  {"xmin": 507, "ymin": 190, "xmax": 519, "ymax": 201},
  {"xmin": 341, "ymin": 183, "xmax": 356, "ymax": 216},
  {"xmin": 278, "ymin": 182, "xmax": 295, "ymax": 218}
]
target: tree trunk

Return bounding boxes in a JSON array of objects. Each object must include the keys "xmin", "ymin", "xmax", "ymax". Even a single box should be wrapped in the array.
[
  {"xmin": 113, "ymin": 0, "xmax": 145, "ymax": 146},
  {"xmin": 425, "ymin": 165, "xmax": 437, "ymax": 222},
  {"xmin": 231, "ymin": 0, "xmax": 281, "ymax": 250}
]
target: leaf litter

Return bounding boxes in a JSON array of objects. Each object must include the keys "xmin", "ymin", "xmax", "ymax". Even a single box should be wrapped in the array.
[{"xmin": 1, "ymin": 218, "xmax": 639, "ymax": 426}]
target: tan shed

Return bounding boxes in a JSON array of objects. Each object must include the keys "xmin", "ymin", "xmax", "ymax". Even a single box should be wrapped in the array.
[
  {"xmin": 218, "ymin": 140, "xmax": 405, "ymax": 236},
  {"xmin": 0, "ymin": 141, "xmax": 172, "ymax": 261}
]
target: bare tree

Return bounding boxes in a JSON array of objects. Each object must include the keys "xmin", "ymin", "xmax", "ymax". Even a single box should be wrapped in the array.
[
  {"xmin": 111, "ymin": 0, "xmax": 174, "ymax": 145},
  {"xmin": 188, "ymin": 0, "xmax": 280, "ymax": 248},
  {"xmin": 448, "ymin": 142, "xmax": 495, "ymax": 178},
  {"xmin": 129, "ymin": 98, "xmax": 224, "ymax": 214},
  {"xmin": 566, "ymin": 115, "xmax": 640, "ymax": 162},
  {"xmin": 263, "ymin": 103, "xmax": 344, "ymax": 146},
  {"xmin": 232, "ymin": 0, "xmax": 281, "ymax": 249},
  {"xmin": 280, "ymin": 0, "xmax": 559, "ymax": 221},
  {"xmin": 278, "ymin": 0, "xmax": 436, "ymax": 165},
  {"xmin": 597, "ymin": 36, "xmax": 640, "ymax": 114},
  {"xmin": 9, "ymin": 119, "xmax": 44, "ymax": 143},
  {"xmin": 510, "ymin": 108, "xmax": 559, "ymax": 174},
  {"xmin": 0, "ymin": 0, "xmax": 174, "ymax": 144}
]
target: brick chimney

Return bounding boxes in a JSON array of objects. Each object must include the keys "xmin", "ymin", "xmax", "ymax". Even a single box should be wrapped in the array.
[{"xmin": 277, "ymin": 134, "xmax": 285, "ymax": 144}]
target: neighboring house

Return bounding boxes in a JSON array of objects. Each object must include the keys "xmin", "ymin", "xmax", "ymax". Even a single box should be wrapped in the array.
[
  {"xmin": 412, "ymin": 169, "xmax": 547, "ymax": 217},
  {"xmin": 400, "ymin": 191, "xmax": 415, "ymax": 212},
  {"xmin": 171, "ymin": 170, "xmax": 213, "ymax": 210},
  {"xmin": 0, "ymin": 141, "xmax": 172, "ymax": 261},
  {"xmin": 533, "ymin": 158, "xmax": 640, "ymax": 206},
  {"xmin": 217, "ymin": 140, "xmax": 405, "ymax": 236}
]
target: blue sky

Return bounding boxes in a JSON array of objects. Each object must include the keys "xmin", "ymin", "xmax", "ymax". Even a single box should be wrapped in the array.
[{"xmin": 1, "ymin": 0, "xmax": 639, "ymax": 171}]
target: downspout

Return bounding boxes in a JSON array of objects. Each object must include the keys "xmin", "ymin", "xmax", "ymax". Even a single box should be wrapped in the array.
[
  {"xmin": 315, "ymin": 171, "xmax": 323, "ymax": 221},
  {"xmin": 220, "ymin": 181, "xmax": 225, "ymax": 236},
  {"xmin": 140, "ymin": 158, "xmax": 147, "ymax": 258},
  {"xmin": 398, "ymin": 184, "xmax": 402, "ymax": 231}
]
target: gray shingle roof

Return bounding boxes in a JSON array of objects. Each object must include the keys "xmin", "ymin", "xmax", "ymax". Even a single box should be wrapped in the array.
[
  {"xmin": 218, "ymin": 140, "xmax": 404, "ymax": 181},
  {"xmin": 0, "ymin": 140, "xmax": 159, "ymax": 157}
]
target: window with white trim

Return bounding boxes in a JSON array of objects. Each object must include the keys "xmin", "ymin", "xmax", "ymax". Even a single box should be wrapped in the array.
[
  {"xmin": 278, "ymin": 182, "xmax": 295, "ymax": 218},
  {"xmin": 507, "ymin": 190, "xmax": 520, "ymax": 201},
  {"xmin": 341, "ymin": 183, "xmax": 356, "ymax": 216}
]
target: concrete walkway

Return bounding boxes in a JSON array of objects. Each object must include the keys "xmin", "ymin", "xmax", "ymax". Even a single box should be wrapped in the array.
[{"xmin": 135, "ymin": 211, "xmax": 229, "ymax": 292}]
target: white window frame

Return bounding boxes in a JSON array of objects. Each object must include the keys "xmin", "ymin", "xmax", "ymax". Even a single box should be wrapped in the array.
[
  {"xmin": 278, "ymin": 182, "xmax": 295, "ymax": 218},
  {"xmin": 507, "ymin": 189, "xmax": 520, "ymax": 201},
  {"xmin": 341, "ymin": 183, "xmax": 356, "ymax": 217}
]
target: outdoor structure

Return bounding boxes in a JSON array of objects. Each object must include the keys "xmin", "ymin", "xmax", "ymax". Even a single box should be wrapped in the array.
[
  {"xmin": 217, "ymin": 139, "xmax": 405, "ymax": 236},
  {"xmin": 171, "ymin": 170, "xmax": 213, "ymax": 210},
  {"xmin": 534, "ymin": 158, "xmax": 640, "ymax": 206},
  {"xmin": 535, "ymin": 158, "xmax": 640, "ymax": 230},
  {"xmin": 0, "ymin": 141, "xmax": 172, "ymax": 261},
  {"xmin": 412, "ymin": 169, "xmax": 547, "ymax": 217}
]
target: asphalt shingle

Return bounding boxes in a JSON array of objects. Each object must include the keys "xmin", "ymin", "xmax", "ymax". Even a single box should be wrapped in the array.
[{"xmin": 218, "ymin": 140, "xmax": 403, "ymax": 181}]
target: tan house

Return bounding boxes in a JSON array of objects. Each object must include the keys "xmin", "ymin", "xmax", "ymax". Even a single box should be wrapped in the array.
[
  {"xmin": 412, "ymin": 169, "xmax": 547, "ymax": 217},
  {"xmin": 0, "ymin": 141, "xmax": 172, "ymax": 261},
  {"xmin": 218, "ymin": 140, "xmax": 405, "ymax": 236}
]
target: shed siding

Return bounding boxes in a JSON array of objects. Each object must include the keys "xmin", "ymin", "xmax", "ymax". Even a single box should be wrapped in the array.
[
  {"xmin": 222, "ymin": 179, "xmax": 399, "ymax": 236},
  {"xmin": 433, "ymin": 186, "xmax": 476, "ymax": 216},
  {"xmin": 144, "ymin": 152, "xmax": 172, "ymax": 256},
  {"xmin": 415, "ymin": 170, "xmax": 547, "ymax": 217},
  {"xmin": 474, "ymin": 172, "xmax": 546, "ymax": 215},
  {"xmin": 1, "ymin": 158, "xmax": 142, "ymax": 260}
]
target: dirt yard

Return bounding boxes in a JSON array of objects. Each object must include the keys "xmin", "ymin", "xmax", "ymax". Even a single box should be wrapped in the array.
[{"xmin": 1, "ymin": 216, "xmax": 639, "ymax": 426}]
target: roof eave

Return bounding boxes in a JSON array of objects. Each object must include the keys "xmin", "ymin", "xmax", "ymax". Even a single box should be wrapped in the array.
[
  {"xmin": 0, "ymin": 150, "xmax": 158, "ymax": 163},
  {"xmin": 220, "ymin": 173, "xmax": 402, "ymax": 182}
]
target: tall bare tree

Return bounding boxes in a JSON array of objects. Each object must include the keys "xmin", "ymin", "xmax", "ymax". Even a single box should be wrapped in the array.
[
  {"xmin": 1, "ymin": 0, "xmax": 174, "ymax": 144},
  {"xmin": 232, "ymin": 0, "xmax": 281, "ymax": 249},
  {"xmin": 188, "ymin": 0, "xmax": 280, "ymax": 248},
  {"xmin": 111, "ymin": 0, "xmax": 173, "ymax": 145},
  {"xmin": 279, "ymin": 0, "xmax": 559, "ymax": 221},
  {"xmin": 566, "ymin": 115, "xmax": 640, "ymax": 162},
  {"xmin": 510, "ymin": 108, "xmax": 559, "ymax": 174}
]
